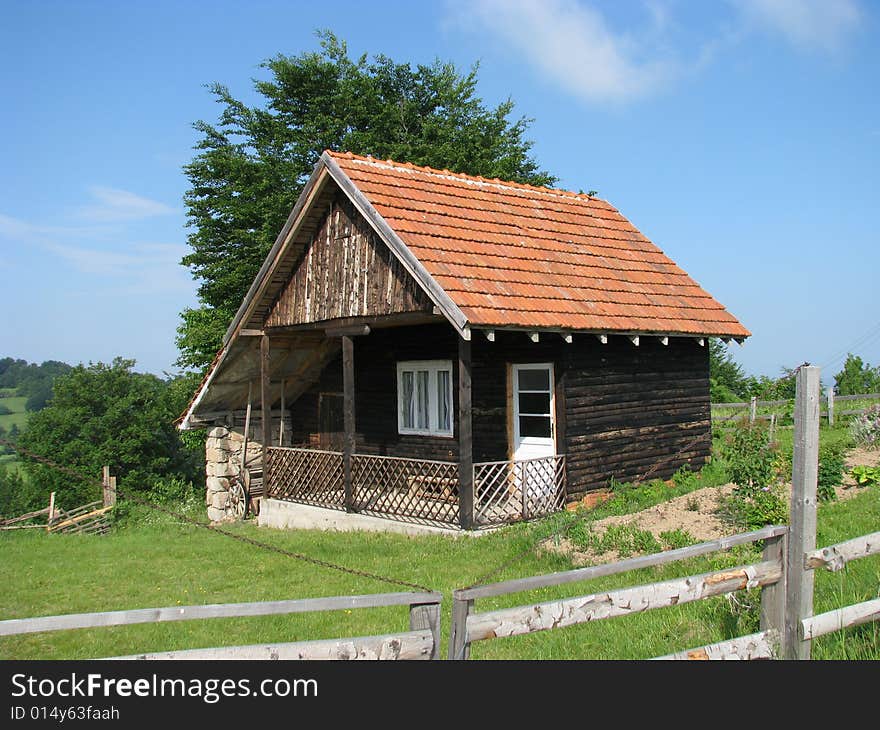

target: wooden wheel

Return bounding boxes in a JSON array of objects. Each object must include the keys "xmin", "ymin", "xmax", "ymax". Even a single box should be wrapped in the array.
[{"xmin": 226, "ymin": 479, "xmax": 247, "ymax": 520}]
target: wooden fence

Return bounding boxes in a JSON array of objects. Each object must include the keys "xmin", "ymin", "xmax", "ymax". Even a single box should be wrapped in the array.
[
  {"xmin": 0, "ymin": 591, "xmax": 442, "ymax": 661},
  {"xmin": 712, "ymin": 390, "xmax": 879, "ymax": 428},
  {"xmin": 448, "ymin": 366, "xmax": 880, "ymax": 660}
]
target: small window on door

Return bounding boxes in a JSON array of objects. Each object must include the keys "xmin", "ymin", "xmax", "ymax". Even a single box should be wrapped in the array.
[{"xmin": 397, "ymin": 360, "xmax": 453, "ymax": 436}]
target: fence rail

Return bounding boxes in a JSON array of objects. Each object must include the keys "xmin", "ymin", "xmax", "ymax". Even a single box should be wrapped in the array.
[
  {"xmin": 0, "ymin": 591, "xmax": 443, "ymax": 661},
  {"xmin": 265, "ymin": 446, "xmax": 345, "ymax": 509},
  {"xmin": 711, "ymin": 390, "xmax": 879, "ymax": 426}
]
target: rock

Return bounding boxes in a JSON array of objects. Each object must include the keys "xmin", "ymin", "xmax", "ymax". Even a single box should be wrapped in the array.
[
  {"xmin": 206, "ymin": 476, "xmax": 229, "ymax": 493},
  {"xmin": 208, "ymin": 426, "xmax": 229, "ymax": 439},
  {"xmin": 207, "ymin": 506, "xmax": 226, "ymax": 522},
  {"xmin": 210, "ymin": 492, "xmax": 230, "ymax": 509}
]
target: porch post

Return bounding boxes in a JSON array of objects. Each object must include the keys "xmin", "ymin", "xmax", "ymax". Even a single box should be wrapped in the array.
[
  {"xmin": 458, "ymin": 335, "xmax": 474, "ymax": 529},
  {"xmin": 260, "ymin": 335, "xmax": 271, "ymax": 460},
  {"xmin": 342, "ymin": 335, "xmax": 355, "ymax": 512}
]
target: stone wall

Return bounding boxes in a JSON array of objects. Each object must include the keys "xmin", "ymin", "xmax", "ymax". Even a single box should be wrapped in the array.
[{"xmin": 204, "ymin": 414, "xmax": 291, "ymax": 522}]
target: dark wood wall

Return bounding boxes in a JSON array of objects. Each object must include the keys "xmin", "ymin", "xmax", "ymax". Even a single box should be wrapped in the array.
[
  {"xmin": 266, "ymin": 192, "xmax": 434, "ymax": 327},
  {"xmin": 288, "ymin": 324, "xmax": 460, "ymax": 461},
  {"xmin": 287, "ymin": 325, "xmax": 711, "ymax": 496}
]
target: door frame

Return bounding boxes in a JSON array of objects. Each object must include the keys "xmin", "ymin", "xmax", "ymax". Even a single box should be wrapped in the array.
[{"xmin": 509, "ymin": 362, "xmax": 557, "ymax": 461}]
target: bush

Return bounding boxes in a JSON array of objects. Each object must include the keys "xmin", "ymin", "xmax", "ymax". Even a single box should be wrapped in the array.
[
  {"xmin": 850, "ymin": 405, "xmax": 880, "ymax": 449},
  {"xmin": 723, "ymin": 422, "xmax": 777, "ymax": 492},
  {"xmin": 817, "ymin": 445, "xmax": 845, "ymax": 502}
]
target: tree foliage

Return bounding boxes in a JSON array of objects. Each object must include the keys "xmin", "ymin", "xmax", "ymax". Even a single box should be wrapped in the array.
[
  {"xmin": 178, "ymin": 30, "xmax": 556, "ymax": 370},
  {"xmin": 834, "ymin": 353, "xmax": 880, "ymax": 396},
  {"xmin": 0, "ymin": 357, "xmax": 71, "ymax": 411},
  {"xmin": 708, "ymin": 339, "xmax": 748, "ymax": 402},
  {"xmin": 17, "ymin": 358, "xmax": 203, "ymax": 511}
]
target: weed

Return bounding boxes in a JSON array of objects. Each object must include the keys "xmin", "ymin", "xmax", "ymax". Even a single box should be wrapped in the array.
[
  {"xmin": 851, "ymin": 465, "xmax": 880, "ymax": 487},
  {"xmin": 659, "ymin": 529, "xmax": 696, "ymax": 550}
]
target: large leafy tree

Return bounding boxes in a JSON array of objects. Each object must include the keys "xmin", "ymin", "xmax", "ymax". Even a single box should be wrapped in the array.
[
  {"xmin": 834, "ymin": 353, "xmax": 880, "ymax": 395},
  {"xmin": 708, "ymin": 338, "xmax": 748, "ymax": 402},
  {"xmin": 18, "ymin": 358, "xmax": 202, "ymax": 510},
  {"xmin": 178, "ymin": 30, "xmax": 556, "ymax": 370}
]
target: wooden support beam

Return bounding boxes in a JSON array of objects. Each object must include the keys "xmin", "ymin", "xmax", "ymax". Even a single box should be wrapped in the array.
[
  {"xmin": 458, "ymin": 336, "xmax": 474, "ymax": 530},
  {"xmin": 342, "ymin": 335, "xmax": 355, "ymax": 512},
  {"xmin": 240, "ymin": 329, "xmax": 264, "ymax": 337},
  {"xmin": 260, "ymin": 335, "xmax": 271, "ymax": 459},
  {"xmin": 528, "ymin": 332, "xmax": 539, "ymax": 343},
  {"xmin": 325, "ymin": 324, "xmax": 370, "ymax": 338},
  {"xmin": 279, "ymin": 379, "xmax": 286, "ymax": 446},
  {"xmin": 484, "ymin": 330, "xmax": 495, "ymax": 342},
  {"xmin": 628, "ymin": 335, "xmax": 640, "ymax": 347},
  {"xmin": 596, "ymin": 334, "xmax": 608, "ymax": 345},
  {"xmin": 242, "ymin": 381, "xmax": 253, "ymax": 472}
]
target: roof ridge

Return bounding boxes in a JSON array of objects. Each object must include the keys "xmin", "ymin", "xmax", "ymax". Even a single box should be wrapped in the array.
[{"xmin": 324, "ymin": 149, "xmax": 613, "ymax": 209}]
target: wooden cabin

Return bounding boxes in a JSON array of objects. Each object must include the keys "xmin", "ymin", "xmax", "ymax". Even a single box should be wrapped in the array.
[{"xmin": 179, "ymin": 150, "xmax": 750, "ymax": 530}]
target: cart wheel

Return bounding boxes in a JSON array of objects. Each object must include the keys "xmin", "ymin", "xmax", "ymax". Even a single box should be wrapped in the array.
[{"xmin": 226, "ymin": 479, "xmax": 248, "ymax": 520}]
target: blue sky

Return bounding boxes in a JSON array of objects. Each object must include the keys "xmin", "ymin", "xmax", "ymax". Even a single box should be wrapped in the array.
[{"xmin": 2, "ymin": 0, "xmax": 878, "ymax": 382}]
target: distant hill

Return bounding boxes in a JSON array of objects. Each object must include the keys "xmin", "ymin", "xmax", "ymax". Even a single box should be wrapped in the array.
[{"xmin": 0, "ymin": 357, "xmax": 72, "ymax": 412}]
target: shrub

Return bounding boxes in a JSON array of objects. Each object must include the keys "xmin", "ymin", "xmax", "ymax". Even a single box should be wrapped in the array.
[
  {"xmin": 817, "ymin": 445, "xmax": 845, "ymax": 502},
  {"xmin": 723, "ymin": 422, "xmax": 777, "ymax": 493},
  {"xmin": 851, "ymin": 465, "xmax": 880, "ymax": 487},
  {"xmin": 850, "ymin": 405, "xmax": 880, "ymax": 449}
]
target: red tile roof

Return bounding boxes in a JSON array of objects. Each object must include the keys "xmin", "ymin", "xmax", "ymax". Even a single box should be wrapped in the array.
[{"xmin": 327, "ymin": 150, "xmax": 749, "ymax": 338}]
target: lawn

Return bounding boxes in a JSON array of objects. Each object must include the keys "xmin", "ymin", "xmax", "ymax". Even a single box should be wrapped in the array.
[
  {"xmin": 0, "ymin": 395, "xmax": 29, "ymax": 431},
  {"xmin": 1, "ymin": 460, "xmax": 877, "ymax": 660}
]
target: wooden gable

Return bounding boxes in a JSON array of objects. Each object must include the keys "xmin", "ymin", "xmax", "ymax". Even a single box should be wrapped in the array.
[{"xmin": 265, "ymin": 191, "xmax": 434, "ymax": 328}]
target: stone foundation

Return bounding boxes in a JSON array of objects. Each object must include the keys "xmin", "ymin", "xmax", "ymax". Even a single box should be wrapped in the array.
[{"xmin": 204, "ymin": 414, "xmax": 291, "ymax": 522}]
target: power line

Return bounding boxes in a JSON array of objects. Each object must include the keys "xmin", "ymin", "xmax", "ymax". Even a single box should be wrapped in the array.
[{"xmin": 818, "ymin": 319, "xmax": 880, "ymax": 372}]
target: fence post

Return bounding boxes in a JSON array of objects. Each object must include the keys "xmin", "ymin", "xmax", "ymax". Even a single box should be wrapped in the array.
[
  {"xmin": 46, "ymin": 492, "xmax": 56, "ymax": 533},
  {"xmin": 102, "ymin": 466, "xmax": 116, "ymax": 507},
  {"xmin": 749, "ymin": 396, "xmax": 757, "ymax": 423},
  {"xmin": 448, "ymin": 595, "xmax": 473, "ymax": 660},
  {"xmin": 826, "ymin": 386, "xmax": 834, "ymax": 427},
  {"xmin": 783, "ymin": 365, "xmax": 820, "ymax": 660},
  {"xmin": 760, "ymin": 530, "xmax": 787, "ymax": 655},
  {"xmin": 409, "ymin": 601, "xmax": 441, "ymax": 661}
]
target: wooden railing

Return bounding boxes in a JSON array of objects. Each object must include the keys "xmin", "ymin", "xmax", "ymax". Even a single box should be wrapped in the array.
[
  {"xmin": 0, "ymin": 591, "xmax": 443, "ymax": 661},
  {"xmin": 351, "ymin": 454, "xmax": 460, "ymax": 525},
  {"xmin": 473, "ymin": 454, "xmax": 566, "ymax": 526},
  {"xmin": 265, "ymin": 446, "xmax": 345, "ymax": 509}
]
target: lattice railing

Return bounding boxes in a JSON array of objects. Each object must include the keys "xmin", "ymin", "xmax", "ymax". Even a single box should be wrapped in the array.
[
  {"xmin": 265, "ymin": 447, "xmax": 345, "ymax": 509},
  {"xmin": 351, "ymin": 454, "xmax": 460, "ymax": 525},
  {"xmin": 473, "ymin": 454, "xmax": 566, "ymax": 526}
]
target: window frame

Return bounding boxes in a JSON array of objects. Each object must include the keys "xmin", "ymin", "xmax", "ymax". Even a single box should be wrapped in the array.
[{"xmin": 396, "ymin": 359, "xmax": 454, "ymax": 438}]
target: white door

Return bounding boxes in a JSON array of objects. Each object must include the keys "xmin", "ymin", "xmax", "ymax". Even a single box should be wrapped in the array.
[
  {"xmin": 512, "ymin": 363, "xmax": 556, "ymax": 461},
  {"xmin": 512, "ymin": 363, "xmax": 557, "ymax": 511}
]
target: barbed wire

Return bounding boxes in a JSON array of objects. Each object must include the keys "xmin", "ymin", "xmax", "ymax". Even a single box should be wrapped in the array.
[{"xmin": 0, "ymin": 437, "xmax": 434, "ymax": 593}]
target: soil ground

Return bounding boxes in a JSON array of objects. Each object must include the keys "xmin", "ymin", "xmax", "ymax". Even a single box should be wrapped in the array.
[{"xmin": 542, "ymin": 446, "xmax": 879, "ymax": 566}]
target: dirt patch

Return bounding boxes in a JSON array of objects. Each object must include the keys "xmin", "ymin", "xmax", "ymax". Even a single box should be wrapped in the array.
[{"xmin": 542, "ymin": 447, "xmax": 879, "ymax": 566}]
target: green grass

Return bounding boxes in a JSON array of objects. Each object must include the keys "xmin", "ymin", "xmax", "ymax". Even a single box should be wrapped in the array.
[
  {"xmin": 2, "ymin": 473, "xmax": 878, "ymax": 660},
  {"xmin": 0, "ymin": 395, "xmax": 30, "ymax": 431}
]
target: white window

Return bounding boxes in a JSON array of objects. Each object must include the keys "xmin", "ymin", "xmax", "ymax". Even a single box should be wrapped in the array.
[{"xmin": 397, "ymin": 360, "xmax": 453, "ymax": 437}]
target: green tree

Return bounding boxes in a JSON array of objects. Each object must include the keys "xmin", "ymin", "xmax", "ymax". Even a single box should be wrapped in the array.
[
  {"xmin": 834, "ymin": 353, "xmax": 880, "ymax": 396},
  {"xmin": 178, "ymin": 30, "xmax": 556, "ymax": 371},
  {"xmin": 708, "ymin": 338, "xmax": 748, "ymax": 402},
  {"xmin": 18, "ymin": 358, "xmax": 203, "ymax": 511}
]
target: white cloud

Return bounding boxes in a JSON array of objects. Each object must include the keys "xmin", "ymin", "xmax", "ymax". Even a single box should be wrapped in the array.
[
  {"xmin": 736, "ymin": 0, "xmax": 862, "ymax": 53},
  {"xmin": 451, "ymin": 0, "xmax": 677, "ymax": 104},
  {"xmin": 76, "ymin": 186, "xmax": 176, "ymax": 222}
]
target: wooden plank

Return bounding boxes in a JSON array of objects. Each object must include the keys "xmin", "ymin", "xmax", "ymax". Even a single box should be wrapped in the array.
[
  {"xmin": 652, "ymin": 630, "xmax": 779, "ymax": 660},
  {"xmin": 342, "ymin": 335, "xmax": 355, "ymax": 512},
  {"xmin": 325, "ymin": 324, "xmax": 371, "ymax": 338},
  {"xmin": 0, "ymin": 592, "xmax": 442, "ymax": 636},
  {"xmin": 108, "ymin": 630, "xmax": 435, "ymax": 661},
  {"xmin": 804, "ymin": 532, "xmax": 880, "ymax": 572},
  {"xmin": 465, "ymin": 561, "xmax": 782, "ymax": 643},
  {"xmin": 455, "ymin": 526, "xmax": 788, "ymax": 601},
  {"xmin": 458, "ymin": 335, "xmax": 474, "ymax": 530},
  {"xmin": 241, "ymin": 380, "xmax": 253, "ymax": 474},
  {"xmin": 0, "ymin": 506, "xmax": 50, "ymax": 526},
  {"xmin": 801, "ymin": 599, "xmax": 880, "ymax": 640},
  {"xmin": 784, "ymin": 365, "xmax": 821, "ymax": 660},
  {"xmin": 49, "ymin": 506, "xmax": 112, "ymax": 532},
  {"xmin": 834, "ymin": 392, "xmax": 880, "ymax": 402}
]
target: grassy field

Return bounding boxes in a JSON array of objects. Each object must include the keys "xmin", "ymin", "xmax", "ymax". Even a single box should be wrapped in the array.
[
  {"xmin": 0, "ymin": 394, "xmax": 29, "ymax": 431},
  {"xmin": 1, "ymin": 457, "xmax": 877, "ymax": 660}
]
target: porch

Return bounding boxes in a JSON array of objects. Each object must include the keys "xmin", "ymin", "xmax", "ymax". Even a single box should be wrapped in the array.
[{"xmin": 264, "ymin": 446, "xmax": 566, "ymax": 529}]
